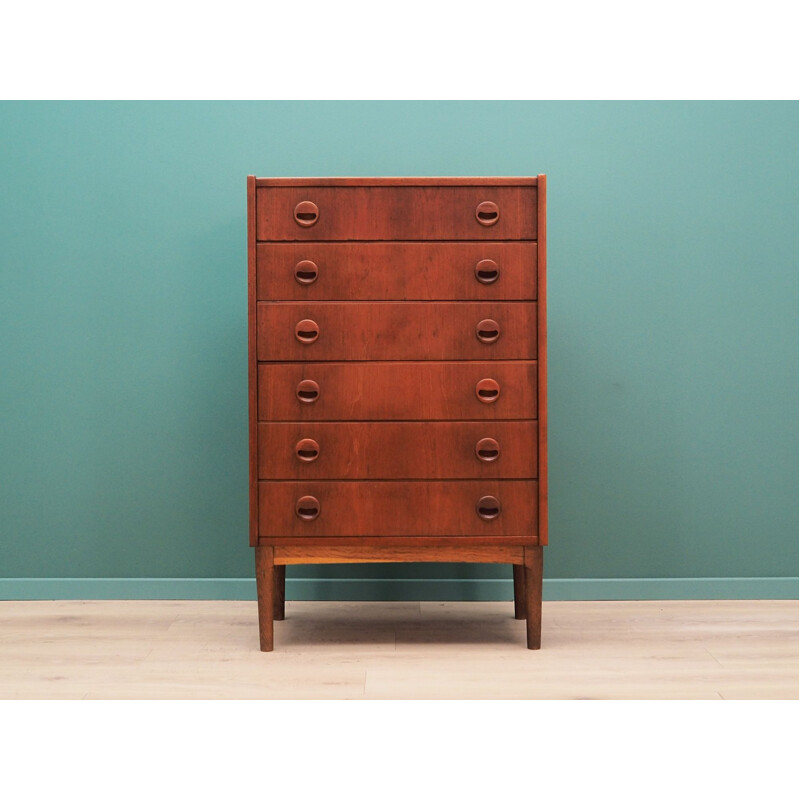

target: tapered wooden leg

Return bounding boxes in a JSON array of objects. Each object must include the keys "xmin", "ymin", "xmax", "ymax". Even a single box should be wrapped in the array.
[
  {"xmin": 513, "ymin": 564, "xmax": 527, "ymax": 619},
  {"xmin": 523, "ymin": 546, "xmax": 543, "ymax": 650},
  {"xmin": 274, "ymin": 565, "xmax": 286, "ymax": 621},
  {"xmin": 255, "ymin": 545, "xmax": 274, "ymax": 652}
]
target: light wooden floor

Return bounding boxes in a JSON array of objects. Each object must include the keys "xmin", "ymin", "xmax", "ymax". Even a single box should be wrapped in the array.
[{"xmin": 0, "ymin": 599, "xmax": 796, "ymax": 699}]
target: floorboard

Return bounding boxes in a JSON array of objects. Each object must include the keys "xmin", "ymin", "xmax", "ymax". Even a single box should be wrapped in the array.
[{"xmin": 0, "ymin": 600, "xmax": 795, "ymax": 699}]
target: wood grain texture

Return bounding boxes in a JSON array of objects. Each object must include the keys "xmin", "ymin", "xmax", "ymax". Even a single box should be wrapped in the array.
[
  {"xmin": 537, "ymin": 174, "xmax": 548, "ymax": 546},
  {"xmin": 256, "ymin": 242, "xmax": 537, "ymax": 300},
  {"xmin": 257, "ymin": 421, "xmax": 538, "ymax": 479},
  {"xmin": 274, "ymin": 565, "xmax": 286, "ymax": 621},
  {"xmin": 256, "ymin": 185, "xmax": 537, "ymax": 241},
  {"xmin": 524, "ymin": 546, "xmax": 544, "ymax": 649},
  {"xmin": 254, "ymin": 546, "xmax": 274, "ymax": 651},
  {"xmin": 513, "ymin": 564, "xmax": 527, "ymax": 619},
  {"xmin": 274, "ymin": 544, "xmax": 525, "ymax": 564},
  {"xmin": 257, "ymin": 361, "xmax": 537, "ymax": 421},
  {"xmin": 257, "ymin": 480, "xmax": 539, "ymax": 538},
  {"xmin": 248, "ymin": 175, "xmax": 259, "ymax": 546},
  {"xmin": 256, "ymin": 301, "xmax": 537, "ymax": 361}
]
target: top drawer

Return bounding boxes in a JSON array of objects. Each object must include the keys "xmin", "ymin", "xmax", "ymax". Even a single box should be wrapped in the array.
[{"xmin": 255, "ymin": 185, "xmax": 537, "ymax": 241}]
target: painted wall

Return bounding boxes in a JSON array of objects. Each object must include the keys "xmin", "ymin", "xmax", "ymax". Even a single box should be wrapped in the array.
[{"xmin": 1, "ymin": 101, "xmax": 797, "ymax": 599}]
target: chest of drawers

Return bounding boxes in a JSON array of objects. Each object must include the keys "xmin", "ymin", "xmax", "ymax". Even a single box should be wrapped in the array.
[{"xmin": 247, "ymin": 176, "xmax": 547, "ymax": 650}]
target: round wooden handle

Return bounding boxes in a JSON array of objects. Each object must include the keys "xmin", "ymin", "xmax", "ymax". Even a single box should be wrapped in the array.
[
  {"xmin": 294, "ymin": 201, "xmax": 319, "ymax": 227},
  {"xmin": 475, "ymin": 378, "xmax": 500, "ymax": 404},
  {"xmin": 476, "ymin": 318, "xmax": 500, "ymax": 343},
  {"xmin": 296, "ymin": 379, "xmax": 320, "ymax": 403},
  {"xmin": 295, "ymin": 438, "xmax": 320, "ymax": 462},
  {"xmin": 475, "ymin": 201, "xmax": 500, "ymax": 227},
  {"xmin": 295, "ymin": 495, "xmax": 320, "ymax": 520},
  {"xmin": 476, "ymin": 495, "xmax": 501, "ymax": 520},
  {"xmin": 475, "ymin": 259, "xmax": 500, "ymax": 284},
  {"xmin": 295, "ymin": 319, "xmax": 320, "ymax": 344},
  {"xmin": 294, "ymin": 260, "xmax": 319, "ymax": 285},
  {"xmin": 475, "ymin": 437, "xmax": 500, "ymax": 462}
]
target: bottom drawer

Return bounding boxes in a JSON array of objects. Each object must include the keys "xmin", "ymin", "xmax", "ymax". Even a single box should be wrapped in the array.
[{"xmin": 257, "ymin": 480, "xmax": 538, "ymax": 538}]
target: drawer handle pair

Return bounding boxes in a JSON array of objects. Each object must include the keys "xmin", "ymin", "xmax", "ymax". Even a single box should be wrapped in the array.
[
  {"xmin": 293, "ymin": 200, "xmax": 499, "ymax": 228},
  {"xmin": 296, "ymin": 378, "xmax": 500, "ymax": 405},
  {"xmin": 294, "ymin": 259, "xmax": 498, "ymax": 286},
  {"xmin": 294, "ymin": 495, "xmax": 501, "ymax": 522},
  {"xmin": 295, "ymin": 319, "xmax": 499, "ymax": 345},
  {"xmin": 292, "ymin": 437, "xmax": 497, "ymax": 463}
]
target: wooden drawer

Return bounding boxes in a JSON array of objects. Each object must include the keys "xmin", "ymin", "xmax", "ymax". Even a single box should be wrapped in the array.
[
  {"xmin": 256, "ymin": 302, "xmax": 536, "ymax": 361},
  {"xmin": 257, "ymin": 361, "xmax": 537, "ymax": 421},
  {"xmin": 256, "ymin": 242, "xmax": 537, "ymax": 301},
  {"xmin": 255, "ymin": 186, "xmax": 537, "ymax": 241},
  {"xmin": 257, "ymin": 421, "xmax": 538, "ymax": 479},
  {"xmin": 257, "ymin": 480, "xmax": 539, "ymax": 538}
]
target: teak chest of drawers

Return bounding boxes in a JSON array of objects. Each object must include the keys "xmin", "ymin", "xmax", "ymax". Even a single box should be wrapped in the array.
[{"xmin": 247, "ymin": 176, "xmax": 547, "ymax": 650}]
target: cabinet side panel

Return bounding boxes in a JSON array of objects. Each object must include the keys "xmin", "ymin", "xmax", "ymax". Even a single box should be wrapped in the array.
[
  {"xmin": 537, "ymin": 175, "xmax": 548, "ymax": 546},
  {"xmin": 248, "ymin": 175, "xmax": 259, "ymax": 546}
]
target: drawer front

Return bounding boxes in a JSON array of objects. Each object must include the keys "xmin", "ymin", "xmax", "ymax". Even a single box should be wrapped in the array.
[
  {"xmin": 257, "ymin": 421, "xmax": 538, "ymax": 479},
  {"xmin": 256, "ymin": 242, "xmax": 537, "ymax": 301},
  {"xmin": 257, "ymin": 361, "xmax": 537, "ymax": 421},
  {"xmin": 258, "ymin": 480, "xmax": 539, "ymax": 537},
  {"xmin": 256, "ymin": 302, "xmax": 536, "ymax": 361},
  {"xmin": 255, "ymin": 186, "xmax": 537, "ymax": 241}
]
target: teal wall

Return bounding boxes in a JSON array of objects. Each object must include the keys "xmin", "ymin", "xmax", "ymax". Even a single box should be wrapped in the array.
[{"xmin": 1, "ymin": 101, "xmax": 797, "ymax": 599}]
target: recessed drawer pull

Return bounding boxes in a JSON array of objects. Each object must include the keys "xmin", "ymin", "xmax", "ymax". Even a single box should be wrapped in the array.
[
  {"xmin": 295, "ymin": 495, "xmax": 320, "ymax": 520},
  {"xmin": 475, "ymin": 378, "xmax": 500, "ymax": 404},
  {"xmin": 475, "ymin": 201, "xmax": 500, "ymax": 227},
  {"xmin": 295, "ymin": 438, "xmax": 320, "ymax": 462},
  {"xmin": 476, "ymin": 495, "xmax": 501, "ymax": 520},
  {"xmin": 294, "ymin": 260, "xmax": 319, "ymax": 285},
  {"xmin": 295, "ymin": 319, "xmax": 320, "ymax": 344},
  {"xmin": 475, "ymin": 437, "xmax": 500, "ymax": 462},
  {"xmin": 296, "ymin": 379, "xmax": 320, "ymax": 403},
  {"xmin": 475, "ymin": 259, "xmax": 499, "ymax": 284},
  {"xmin": 476, "ymin": 319, "xmax": 500, "ymax": 343},
  {"xmin": 294, "ymin": 201, "xmax": 319, "ymax": 227}
]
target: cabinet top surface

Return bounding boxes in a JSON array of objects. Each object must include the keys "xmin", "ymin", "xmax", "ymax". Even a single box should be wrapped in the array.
[{"xmin": 252, "ymin": 176, "xmax": 541, "ymax": 187}]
